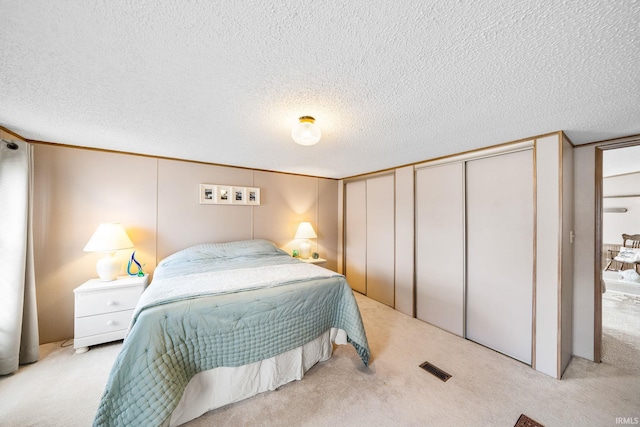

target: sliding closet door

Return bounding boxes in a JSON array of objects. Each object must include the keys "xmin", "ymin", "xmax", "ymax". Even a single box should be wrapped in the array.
[
  {"xmin": 366, "ymin": 174, "xmax": 395, "ymax": 307},
  {"xmin": 345, "ymin": 180, "xmax": 367, "ymax": 294},
  {"xmin": 415, "ymin": 162, "xmax": 465, "ymax": 336},
  {"xmin": 466, "ymin": 149, "xmax": 533, "ymax": 364}
]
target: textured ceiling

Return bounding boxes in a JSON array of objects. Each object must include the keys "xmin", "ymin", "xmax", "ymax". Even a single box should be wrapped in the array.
[{"xmin": 1, "ymin": 1, "xmax": 639, "ymax": 178}]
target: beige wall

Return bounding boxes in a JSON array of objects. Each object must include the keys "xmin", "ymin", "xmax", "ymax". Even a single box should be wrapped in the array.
[
  {"xmin": 573, "ymin": 146, "xmax": 597, "ymax": 360},
  {"xmin": 156, "ymin": 159, "xmax": 254, "ymax": 259},
  {"xmin": 602, "ymin": 172, "xmax": 640, "ymax": 244},
  {"xmin": 534, "ymin": 133, "xmax": 575, "ymax": 378},
  {"xmin": 32, "ymin": 145, "xmax": 338, "ymax": 344},
  {"xmin": 560, "ymin": 135, "xmax": 575, "ymax": 375}
]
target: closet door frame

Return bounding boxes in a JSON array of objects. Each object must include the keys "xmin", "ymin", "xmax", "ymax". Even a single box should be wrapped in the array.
[
  {"xmin": 366, "ymin": 173, "xmax": 396, "ymax": 307},
  {"xmin": 414, "ymin": 140, "xmax": 536, "ymax": 363},
  {"xmin": 344, "ymin": 180, "xmax": 367, "ymax": 294},
  {"xmin": 343, "ymin": 171, "xmax": 396, "ymax": 305},
  {"xmin": 415, "ymin": 161, "xmax": 466, "ymax": 337},
  {"xmin": 465, "ymin": 148, "xmax": 534, "ymax": 365}
]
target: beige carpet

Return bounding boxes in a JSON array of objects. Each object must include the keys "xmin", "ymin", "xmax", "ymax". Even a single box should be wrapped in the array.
[
  {"xmin": 1, "ymin": 292, "xmax": 639, "ymax": 426},
  {"xmin": 602, "ymin": 290, "xmax": 640, "ymax": 373}
]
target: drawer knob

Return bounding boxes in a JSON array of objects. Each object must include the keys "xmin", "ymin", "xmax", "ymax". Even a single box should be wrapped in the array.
[
  {"xmin": 106, "ymin": 320, "xmax": 116, "ymax": 327},
  {"xmin": 106, "ymin": 300, "xmax": 116, "ymax": 306}
]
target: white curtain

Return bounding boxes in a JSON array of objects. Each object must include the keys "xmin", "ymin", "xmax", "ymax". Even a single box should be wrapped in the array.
[{"xmin": 0, "ymin": 140, "xmax": 39, "ymax": 375}]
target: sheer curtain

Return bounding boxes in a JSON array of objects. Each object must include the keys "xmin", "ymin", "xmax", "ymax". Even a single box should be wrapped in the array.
[{"xmin": 0, "ymin": 139, "xmax": 39, "ymax": 375}]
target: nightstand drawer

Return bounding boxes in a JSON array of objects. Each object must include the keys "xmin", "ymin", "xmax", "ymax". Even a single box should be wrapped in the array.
[
  {"xmin": 75, "ymin": 286, "xmax": 142, "ymax": 317},
  {"xmin": 75, "ymin": 309, "xmax": 134, "ymax": 338}
]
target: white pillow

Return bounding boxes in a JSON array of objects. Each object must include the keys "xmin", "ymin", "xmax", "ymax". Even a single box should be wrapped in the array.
[
  {"xmin": 619, "ymin": 269, "xmax": 640, "ymax": 282},
  {"xmin": 614, "ymin": 246, "xmax": 640, "ymax": 263}
]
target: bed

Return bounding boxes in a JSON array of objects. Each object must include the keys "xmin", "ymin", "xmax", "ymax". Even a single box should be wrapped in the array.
[
  {"xmin": 93, "ymin": 239, "xmax": 370, "ymax": 427},
  {"xmin": 602, "ymin": 269, "xmax": 640, "ymax": 296}
]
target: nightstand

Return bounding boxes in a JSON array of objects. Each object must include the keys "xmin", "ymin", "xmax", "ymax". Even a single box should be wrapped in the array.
[
  {"xmin": 299, "ymin": 257, "xmax": 327, "ymax": 265},
  {"xmin": 73, "ymin": 275, "xmax": 148, "ymax": 354}
]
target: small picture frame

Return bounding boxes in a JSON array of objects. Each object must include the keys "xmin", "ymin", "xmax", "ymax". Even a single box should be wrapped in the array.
[
  {"xmin": 217, "ymin": 186, "xmax": 232, "ymax": 204},
  {"xmin": 246, "ymin": 187, "xmax": 261, "ymax": 205},
  {"xmin": 199, "ymin": 184, "xmax": 260, "ymax": 205},
  {"xmin": 232, "ymin": 187, "xmax": 246, "ymax": 204},
  {"xmin": 199, "ymin": 184, "xmax": 217, "ymax": 205}
]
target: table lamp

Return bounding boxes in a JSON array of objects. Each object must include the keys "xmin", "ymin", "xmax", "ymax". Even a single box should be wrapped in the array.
[
  {"xmin": 294, "ymin": 222, "xmax": 317, "ymax": 259},
  {"xmin": 84, "ymin": 223, "xmax": 134, "ymax": 281}
]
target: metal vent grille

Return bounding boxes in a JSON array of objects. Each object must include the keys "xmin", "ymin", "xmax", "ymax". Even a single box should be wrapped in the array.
[
  {"xmin": 514, "ymin": 414, "xmax": 544, "ymax": 427},
  {"xmin": 419, "ymin": 361, "xmax": 451, "ymax": 382}
]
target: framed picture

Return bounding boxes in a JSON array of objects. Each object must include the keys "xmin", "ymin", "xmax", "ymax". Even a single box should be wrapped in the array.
[
  {"xmin": 217, "ymin": 186, "xmax": 232, "ymax": 204},
  {"xmin": 199, "ymin": 184, "xmax": 216, "ymax": 204},
  {"xmin": 246, "ymin": 187, "xmax": 261, "ymax": 205},
  {"xmin": 199, "ymin": 184, "xmax": 260, "ymax": 205},
  {"xmin": 232, "ymin": 187, "xmax": 246, "ymax": 204}
]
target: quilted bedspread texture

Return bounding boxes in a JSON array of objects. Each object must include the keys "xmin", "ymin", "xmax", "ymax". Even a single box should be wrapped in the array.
[{"xmin": 93, "ymin": 241, "xmax": 370, "ymax": 426}]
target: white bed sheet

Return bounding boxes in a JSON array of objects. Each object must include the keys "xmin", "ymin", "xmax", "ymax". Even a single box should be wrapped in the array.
[
  {"xmin": 169, "ymin": 328, "xmax": 348, "ymax": 426},
  {"xmin": 602, "ymin": 269, "xmax": 640, "ymax": 296}
]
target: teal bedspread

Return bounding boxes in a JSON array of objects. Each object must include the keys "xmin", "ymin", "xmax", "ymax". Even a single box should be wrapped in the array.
[{"xmin": 93, "ymin": 240, "xmax": 370, "ymax": 427}]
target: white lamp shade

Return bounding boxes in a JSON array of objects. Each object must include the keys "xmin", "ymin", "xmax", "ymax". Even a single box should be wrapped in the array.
[
  {"xmin": 84, "ymin": 223, "xmax": 134, "ymax": 252},
  {"xmin": 84, "ymin": 223, "xmax": 134, "ymax": 281},
  {"xmin": 295, "ymin": 222, "xmax": 317, "ymax": 259},
  {"xmin": 294, "ymin": 222, "xmax": 317, "ymax": 239},
  {"xmin": 291, "ymin": 116, "xmax": 321, "ymax": 146}
]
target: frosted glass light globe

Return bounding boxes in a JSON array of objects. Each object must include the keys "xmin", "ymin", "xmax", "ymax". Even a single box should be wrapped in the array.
[{"xmin": 292, "ymin": 116, "xmax": 321, "ymax": 146}]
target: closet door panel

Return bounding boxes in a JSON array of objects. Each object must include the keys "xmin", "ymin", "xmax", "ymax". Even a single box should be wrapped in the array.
[
  {"xmin": 415, "ymin": 163, "xmax": 465, "ymax": 336},
  {"xmin": 466, "ymin": 150, "xmax": 533, "ymax": 364},
  {"xmin": 366, "ymin": 175, "xmax": 395, "ymax": 307},
  {"xmin": 345, "ymin": 180, "xmax": 367, "ymax": 294}
]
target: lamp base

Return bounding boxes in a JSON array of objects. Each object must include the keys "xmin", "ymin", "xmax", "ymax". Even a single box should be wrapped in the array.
[
  {"xmin": 96, "ymin": 253, "xmax": 121, "ymax": 281},
  {"xmin": 299, "ymin": 240, "xmax": 311, "ymax": 259}
]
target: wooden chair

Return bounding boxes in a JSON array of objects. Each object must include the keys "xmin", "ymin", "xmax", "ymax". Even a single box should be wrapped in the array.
[{"xmin": 605, "ymin": 233, "xmax": 640, "ymax": 272}]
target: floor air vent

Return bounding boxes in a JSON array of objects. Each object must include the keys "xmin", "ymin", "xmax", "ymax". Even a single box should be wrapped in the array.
[
  {"xmin": 514, "ymin": 414, "xmax": 544, "ymax": 427},
  {"xmin": 419, "ymin": 361, "xmax": 451, "ymax": 382}
]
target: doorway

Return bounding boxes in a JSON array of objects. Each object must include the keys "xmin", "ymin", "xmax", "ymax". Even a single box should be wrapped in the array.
[{"xmin": 598, "ymin": 144, "xmax": 640, "ymax": 371}]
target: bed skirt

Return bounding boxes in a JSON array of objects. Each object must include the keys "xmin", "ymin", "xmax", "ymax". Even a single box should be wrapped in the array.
[{"xmin": 169, "ymin": 328, "xmax": 347, "ymax": 426}]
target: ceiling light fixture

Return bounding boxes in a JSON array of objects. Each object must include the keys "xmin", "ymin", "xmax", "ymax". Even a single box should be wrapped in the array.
[{"xmin": 291, "ymin": 116, "xmax": 321, "ymax": 146}]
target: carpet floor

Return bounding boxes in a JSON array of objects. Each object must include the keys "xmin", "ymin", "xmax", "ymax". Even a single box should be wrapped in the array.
[{"xmin": 1, "ymin": 292, "xmax": 639, "ymax": 426}]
